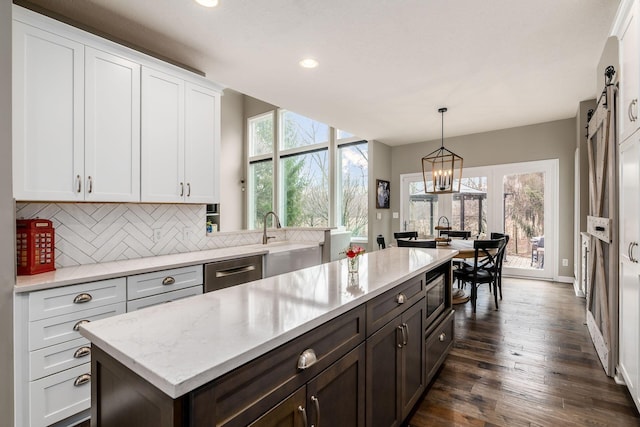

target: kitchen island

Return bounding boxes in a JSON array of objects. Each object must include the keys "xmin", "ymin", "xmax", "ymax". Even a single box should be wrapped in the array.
[{"xmin": 80, "ymin": 247, "xmax": 457, "ymax": 426}]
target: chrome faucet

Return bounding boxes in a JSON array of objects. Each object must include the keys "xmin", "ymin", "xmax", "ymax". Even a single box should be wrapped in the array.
[{"xmin": 262, "ymin": 211, "xmax": 282, "ymax": 244}]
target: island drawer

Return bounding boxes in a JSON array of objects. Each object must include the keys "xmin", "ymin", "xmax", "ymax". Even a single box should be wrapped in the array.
[
  {"xmin": 127, "ymin": 264, "xmax": 203, "ymax": 300},
  {"xmin": 29, "ymin": 336, "xmax": 91, "ymax": 381},
  {"xmin": 190, "ymin": 305, "xmax": 366, "ymax": 427},
  {"xmin": 29, "ymin": 302, "xmax": 126, "ymax": 351},
  {"xmin": 425, "ymin": 309, "xmax": 454, "ymax": 383},
  {"xmin": 126, "ymin": 285, "xmax": 202, "ymax": 311},
  {"xmin": 28, "ymin": 277, "xmax": 126, "ymax": 321},
  {"xmin": 366, "ymin": 274, "xmax": 425, "ymax": 336},
  {"xmin": 30, "ymin": 362, "xmax": 91, "ymax": 427}
]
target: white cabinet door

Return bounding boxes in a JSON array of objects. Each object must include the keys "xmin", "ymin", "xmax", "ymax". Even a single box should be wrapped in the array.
[
  {"xmin": 141, "ymin": 67, "xmax": 185, "ymax": 202},
  {"xmin": 185, "ymin": 82, "xmax": 220, "ymax": 203},
  {"xmin": 13, "ymin": 21, "xmax": 84, "ymax": 201},
  {"xmin": 619, "ymin": 137, "xmax": 640, "ymax": 408},
  {"xmin": 620, "ymin": 1, "xmax": 640, "ymax": 143},
  {"xmin": 85, "ymin": 47, "xmax": 140, "ymax": 202}
]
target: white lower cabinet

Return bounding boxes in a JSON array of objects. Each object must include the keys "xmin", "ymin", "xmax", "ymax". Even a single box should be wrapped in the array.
[{"xmin": 15, "ymin": 278, "xmax": 126, "ymax": 427}]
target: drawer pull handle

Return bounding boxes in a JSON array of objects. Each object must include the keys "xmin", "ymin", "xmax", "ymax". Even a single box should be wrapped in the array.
[
  {"xmin": 162, "ymin": 276, "xmax": 176, "ymax": 286},
  {"xmin": 396, "ymin": 293, "xmax": 406, "ymax": 304},
  {"xmin": 180, "ymin": 182, "xmax": 184, "ymax": 197},
  {"xmin": 402, "ymin": 323, "xmax": 409, "ymax": 346},
  {"xmin": 73, "ymin": 320, "xmax": 90, "ymax": 331},
  {"xmin": 215, "ymin": 265, "xmax": 256, "ymax": 277},
  {"xmin": 297, "ymin": 349, "xmax": 318, "ymax": 370},
  {"xmin": 439, "ymin": 333, "xmax": 446, "ymax": 342},
  {"xmin": 73, "ymin": 373, "xmax": 91, "ymax": 387},
  {"xmin": 73, "ymin": 346, "xmax": 91, "ymax": 358},
  {"xmin": 298, "ymin": 405, "xmax": 308, "ymax": 426},
  {"xmin": 73, "ymin": 293, "xmax": 92, "ymax": 304},
  {"xmin": 397, "ymin": 325, "xmax": 404, "ymax": 348}
]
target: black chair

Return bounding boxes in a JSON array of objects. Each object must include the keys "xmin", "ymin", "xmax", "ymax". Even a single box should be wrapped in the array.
[
  {"xmin": 489, "ymin": 233, "xmax": 510, "ymax": 299},
  {"xmin": 376, "ymin": 234, "xmax": 386, "ymax": 249},
  {"xmin": 453, "ymin": 239, "xmax": 503, "ymax": 313},
  {"xmin": 396, "ymin": 239, "xmax": 437, "ymax": 248},
  {"xmin": 442, "ymin": 230, "xmax": 471, "ymax": 240},
  {"xmin": 394, "ymin": 231, "xmax": 418, "ymax": 241}
]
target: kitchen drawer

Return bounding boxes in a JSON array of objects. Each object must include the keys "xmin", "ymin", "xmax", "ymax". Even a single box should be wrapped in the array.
[
  {"xmin": 425, "ymin": 309, "xmax": 454, "ymax": 383},
  {"xmin": 29, "ymin": 277, "xmax": 126, "ymax": 321},
  {"xmin": 29, "ymin": 302, "xmax": 126, "ymax": 351},
  {"xmin": 126, "ymin": 285, "xmax": 202, "ymax": 311},
  {"xmin": 127, "ymin": 264, "xmax": 203, "ymax": 300},
  {"xmin": 30, "ymin": 336, "xmax": 91, "ymax": 381},
  {"xmin": 366, "ymin": 274, "xmax": 425, "ymax": 336},
  {"xmin": 191, "ymin": 306, "xmax": 365, "ymax": 426},
  {"xmin": 29, "ymin": 362, "xmax": 91, "ymax": 427}
]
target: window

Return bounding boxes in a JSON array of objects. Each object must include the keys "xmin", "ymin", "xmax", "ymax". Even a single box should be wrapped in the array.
[
  {"xmin": 338, "ymin": 141, "xmax": 368, "ymax": 238},
  {"xmin": 248, "ymin": 110, "xmax": 367, "ymax": 237},
  {"xmin": 451, "ymin": 176, "xmax": 487, "ymax": 237}
]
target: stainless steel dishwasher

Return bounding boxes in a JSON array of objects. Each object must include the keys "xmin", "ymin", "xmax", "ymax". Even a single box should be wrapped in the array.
[{"xmin": 204, "ymin": 255, "xmax": 263, "ymax": 292}]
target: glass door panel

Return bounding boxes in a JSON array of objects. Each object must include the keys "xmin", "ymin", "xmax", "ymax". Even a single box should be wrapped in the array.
[
  {"xmin": 502, "ymin": 172, "xmax": 546, "ymax": 272},
  {"xmin": 407, "ymin": 180, "xmax": 439, "ymax": 238}
]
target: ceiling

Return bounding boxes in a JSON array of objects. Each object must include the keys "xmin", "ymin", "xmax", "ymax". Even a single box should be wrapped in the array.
[{"xmin": 20, "ymin": 0, "xmax": 620, "ymax": 146}]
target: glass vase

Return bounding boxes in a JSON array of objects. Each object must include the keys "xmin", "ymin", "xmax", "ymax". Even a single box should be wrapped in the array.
[{"xmin": 347, "ymin": 256, "xmax": 359, "ymax": 273}]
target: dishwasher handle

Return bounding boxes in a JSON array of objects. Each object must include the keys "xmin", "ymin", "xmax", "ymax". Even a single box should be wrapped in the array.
[{"xmin": 215, "ymin": 265, "xmax": 256, "ymax": 278}]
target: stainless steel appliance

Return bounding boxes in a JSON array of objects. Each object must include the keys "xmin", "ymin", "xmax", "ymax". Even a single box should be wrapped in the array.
[
  {"xmin": 425, "ymin": 269, "xmax": 446, "ymax": 326},
  {"xmin": 204, "ymin": 255, "xmax": 263, "ymax": 292}
]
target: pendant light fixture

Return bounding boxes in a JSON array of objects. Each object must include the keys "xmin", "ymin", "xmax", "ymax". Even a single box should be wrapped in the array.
[{"xmin": 421, "ymin": 107, "xmax": 463, "ymax": 194}]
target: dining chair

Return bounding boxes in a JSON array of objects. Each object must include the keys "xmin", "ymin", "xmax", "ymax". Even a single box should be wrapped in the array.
[
  {"xmin": 396, "ymin": 239, "xmax": 437, "ymax": 248},
  {"xmin": 394, "ymin": 231, "xmax": 418, "ymax": 241},
  {"xmin": 489, "ymin": 233, "xmax": 509, "ymax": 299},
  {"xmin": 376, "ymin": 234, "xmax": 386, "ymax": 249},
  {"xmin": 440, "ymin": 230, "xmax": 472, "ymax": 240},
  {"xmin": 452, "ymin": 238, "xmax": 502, "ymax": 313}
]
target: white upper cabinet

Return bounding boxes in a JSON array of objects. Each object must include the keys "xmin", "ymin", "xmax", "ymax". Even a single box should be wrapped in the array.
[
  {"xmin": 618, "ymin": 0, "xmax": 640, "ymax": 143},
  {"xmin": 141, "ymin": 67, "xmax": 185, "ymax": 203},
  {"xmin": 85, "ymin": 47, "xmax": 141, "ymax": 202},
  {"xmin": 185, "ymin": 82, "xmax": 220, "ymax": 204},
  {"xmin": 12, "ymin": 6, "xmax": 223, "ymax": 204},
  {"xmin": 141, "ymin": 68, "xmax": 220, "ymax": 204},
  {"xmin": 13, "ymin": 21, "xmax": 85, "ymax": 201}
]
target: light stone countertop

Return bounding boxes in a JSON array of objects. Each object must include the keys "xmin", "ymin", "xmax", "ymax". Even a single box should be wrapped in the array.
[
  {"xmin": 15, "ymin": 241, "xmax": 321, "ymax": 293},
  {"xmin": 79, "ymin": 247, "xmax": 458, "ymax": 399}
]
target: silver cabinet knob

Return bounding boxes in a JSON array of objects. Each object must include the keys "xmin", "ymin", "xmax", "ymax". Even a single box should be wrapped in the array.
[
  {"xmin": 297, "ymin": 348, "xmax": 318, "ymax": 370},
  {"xmin": 439, "ymin": 333, "xmax": 446, "ymax": 342},
  {"xmin": 396, "ymin": 293, "xmax": 406, "ymax": 304}
]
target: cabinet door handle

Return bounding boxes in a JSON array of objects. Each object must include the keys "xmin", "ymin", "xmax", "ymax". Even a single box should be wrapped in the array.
[
  {"xmin": 73, "ymin": 346, "xmax": 91, "ymax": 358},
  {"xmin": 439, "ymin": 332, "xmax": 446, "ymax": 342},
  {"xmin": 297, "ymin": 406, "xmax": 308, "ymax": 427},
  {"xmin": 76, "ymin": 175, "xmax": 82, "ymax": 193},
  {"xmin": 396, "ymin": 325, "xmax": 404, "ymax": 348},
  {"xmin": 73, "ymin": 319, "xmax": 90, "ymax": 331},
  {"xmin": 73, "ymin": 293, "xmax": 92, "ymax": 304},
  {"xmin": 187, "ymin": 182, "xmax": 191, "ymax": 197},
  {"xmin": 630, "ymin": 99, "xmax": 638, "ymax": 122},
  {"xmin": 632, "ymin": 242, "xmax": 639, "ymax": 263},
  {"xmin": 396, "ymin": 293, "xmax": 406, "ymax": 304},
  {"xmin": 402, "ymin": 323, "xmax": 409, "ymax": 346},
  {"xmin": 73, "ymin": 373, "xmax": 91, "ymax": 387},
  {"xmin": 87, "ymin": 176, "xmax": 93, "ymax": 193},
  {"xmin": 162, "ymin": 276, "xmax": 176, "ymax": 286},
  {"xmin": 311, "ymin": 395, "xmax": 320, "ymax": 427},
  {"xmin": 180, "ymin": 182, "xmax": 184, "ymax": 197},
  {"xmin": 297, "ymin": 349, "xmax": 318, "ymax": 370}
]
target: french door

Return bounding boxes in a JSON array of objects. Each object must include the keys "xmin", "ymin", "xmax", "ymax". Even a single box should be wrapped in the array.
[{"xmin": 400, "ymin": 159, "xmax": 557, "ymax": 280}]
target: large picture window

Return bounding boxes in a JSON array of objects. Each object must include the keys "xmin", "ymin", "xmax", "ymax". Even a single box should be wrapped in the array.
[{"xmin": 248, "ymin": 111, "xmax": 368, "ymax": 238}]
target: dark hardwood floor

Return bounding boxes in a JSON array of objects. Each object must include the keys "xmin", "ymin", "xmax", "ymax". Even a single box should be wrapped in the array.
[{"xmin": 408, "ymin": 278, "xmax": 640, "ymax": 427}]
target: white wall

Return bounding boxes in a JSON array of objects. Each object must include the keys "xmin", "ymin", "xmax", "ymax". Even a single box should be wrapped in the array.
[
  {"xmin": 220, "ymin": 89, "xmax": 245, "ymax": 231},
  {"xmin": 0, "ymin": 0, "xmax": 14, "ymax": 423}
]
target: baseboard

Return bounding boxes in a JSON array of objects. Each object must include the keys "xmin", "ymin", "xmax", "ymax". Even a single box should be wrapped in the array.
[{"xmin": 556, "ymin": 275, "xmax": 574, "ymax": 284}]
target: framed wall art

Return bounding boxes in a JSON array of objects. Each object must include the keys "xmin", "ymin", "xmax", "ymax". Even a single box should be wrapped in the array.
[{"xmin": 376, "ymin": 179, "xmax": 390, "ymax": 209}]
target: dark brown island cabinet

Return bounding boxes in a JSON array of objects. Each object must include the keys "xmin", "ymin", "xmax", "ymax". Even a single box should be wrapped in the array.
[{"xmin": 90, "ymin": 261, "xmax": 454, "ymax": 427}]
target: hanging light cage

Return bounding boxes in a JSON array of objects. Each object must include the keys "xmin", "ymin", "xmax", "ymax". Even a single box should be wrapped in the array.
[{"xmin": 422, "ymin": 107, "xmax": 463, "ymax": 194}]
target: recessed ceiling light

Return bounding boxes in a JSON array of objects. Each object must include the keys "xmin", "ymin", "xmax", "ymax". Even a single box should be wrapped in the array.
[
  {"xmin": 299, "ymin": 58, "xmax": 319, "ymax": 69},
  {"xmin": 195, "ymin": 0, "xmax": 219, "ymax": 7}
]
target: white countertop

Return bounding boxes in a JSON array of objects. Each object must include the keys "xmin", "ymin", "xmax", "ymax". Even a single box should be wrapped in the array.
[
  {"xmin": 79, "ymin": 247, "xmax": 458, "ymax": 398},
  {"xmin": 15, "ymin": 241, "xmax": 320, "ymax": 293}
]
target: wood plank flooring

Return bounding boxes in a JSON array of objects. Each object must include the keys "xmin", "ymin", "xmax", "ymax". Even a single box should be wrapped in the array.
[{"xmin": 408, "ymin": 278, "xmax": 640, "ymax": 427}]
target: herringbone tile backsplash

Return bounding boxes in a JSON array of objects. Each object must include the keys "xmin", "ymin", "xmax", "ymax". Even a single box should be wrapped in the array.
[{"xmin": 16, "ymin": 203, "xmax": 327, "ymax": 268}]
